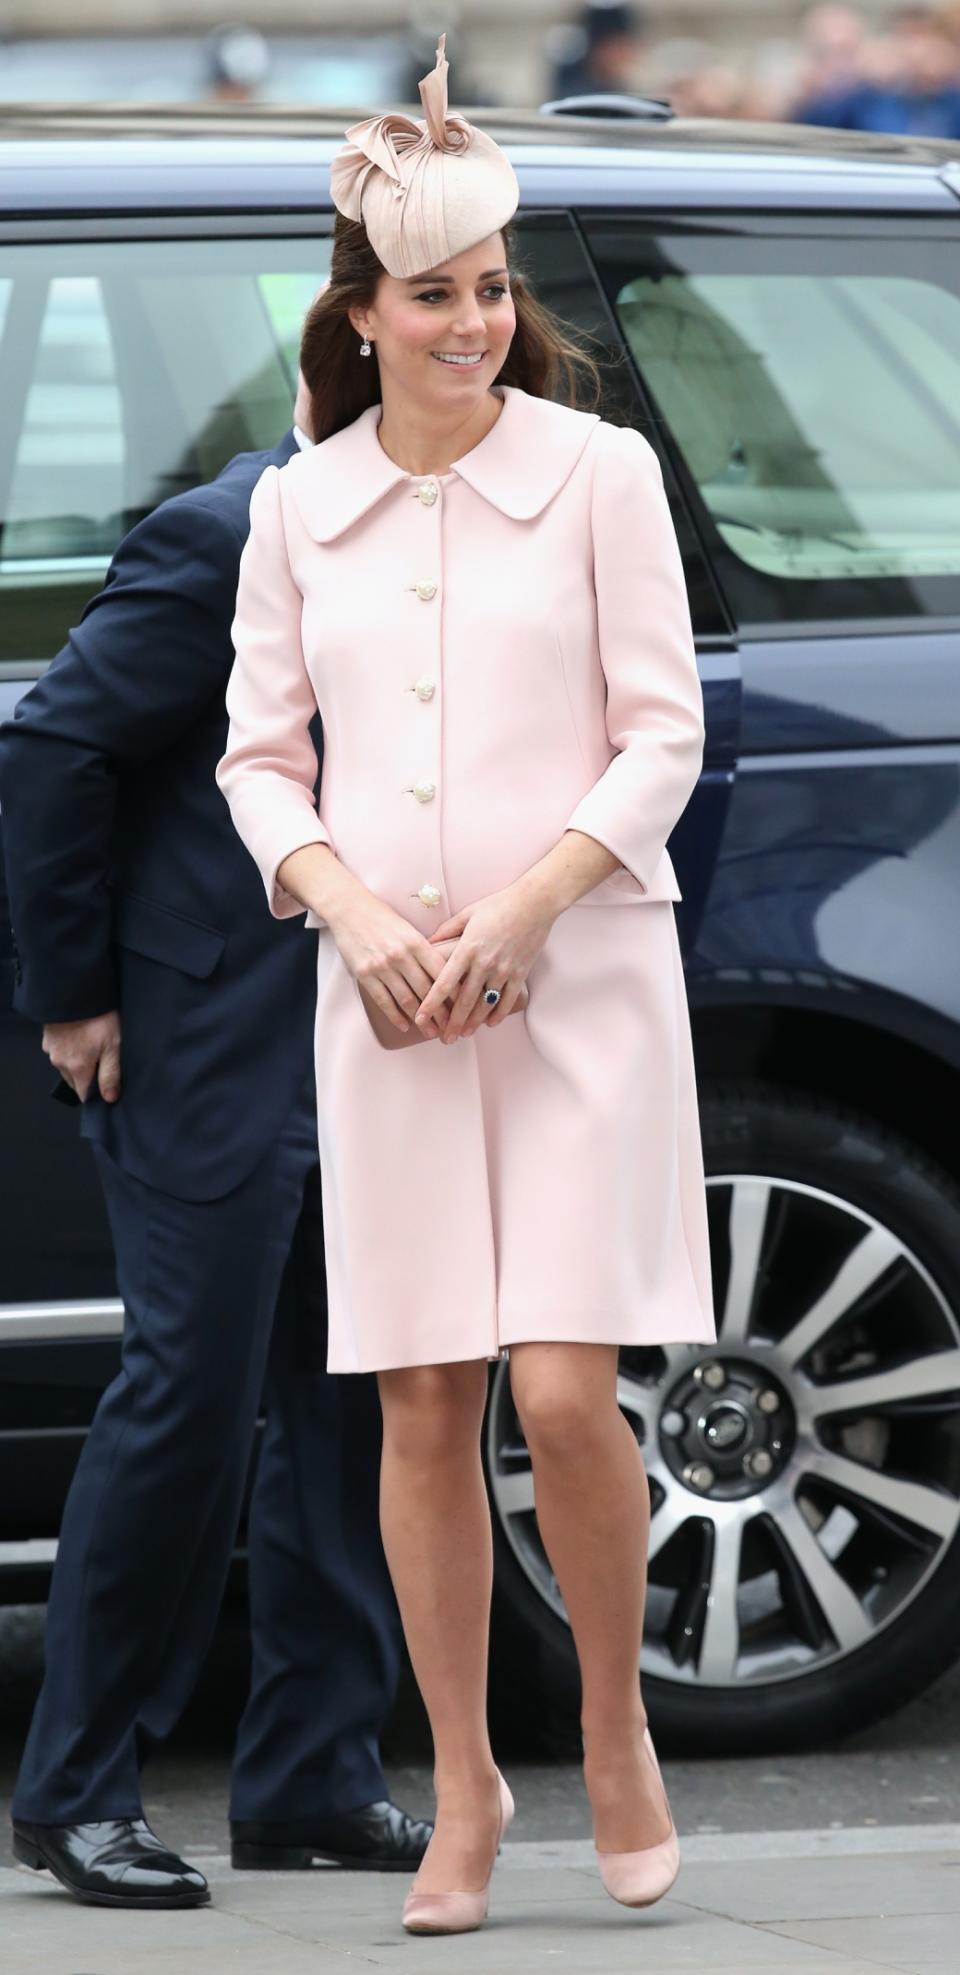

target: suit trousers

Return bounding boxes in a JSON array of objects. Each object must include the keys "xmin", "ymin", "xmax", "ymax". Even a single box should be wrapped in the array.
[{"xmin": 13, "ymin": 1079, "xmax": 402, "ymax": 1824}]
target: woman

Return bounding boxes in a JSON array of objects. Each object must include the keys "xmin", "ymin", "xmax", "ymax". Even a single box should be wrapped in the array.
[{"xmin": 217, "ymin": 34, "xmax": 715, "ymax": 1936}]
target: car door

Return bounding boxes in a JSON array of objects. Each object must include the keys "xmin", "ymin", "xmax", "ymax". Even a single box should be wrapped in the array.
[{"xmin": 581, "ymin": 211, "xmax": 960, "ymax": 1054}]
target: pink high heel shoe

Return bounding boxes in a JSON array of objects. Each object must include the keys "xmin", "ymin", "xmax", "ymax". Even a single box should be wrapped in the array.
[
  {"xmin": 596, "ymin": 1728, "xmax": 680, "ymax": 1909},
  {"xmin": 402, "ymin": 1769, "xmax": 514, "ymax": 1936}
]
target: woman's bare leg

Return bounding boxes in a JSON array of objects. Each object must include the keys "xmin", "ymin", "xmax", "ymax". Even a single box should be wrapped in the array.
[
  {"xmin": 377, "ymin": 1360, "xmax": 502, "ymax": 1891},
  {"xmin": 508, "ymin": 1340, "xmax": 672, "ymax": 1854}
]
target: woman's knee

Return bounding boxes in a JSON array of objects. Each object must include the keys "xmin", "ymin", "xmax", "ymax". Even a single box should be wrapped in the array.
[
  {"xmin": 509, "ymin": 1344, "xmax": 617, "ymax": 1461},
  {"xmin": 378, "ymin": 1360, "xmax": 487, "ymax": 1464}
]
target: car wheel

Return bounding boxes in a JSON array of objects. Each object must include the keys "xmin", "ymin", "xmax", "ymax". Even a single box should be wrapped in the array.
[{"xmin": 486, "ymin": 1083, "xmax": 960, "ymax": 1753}]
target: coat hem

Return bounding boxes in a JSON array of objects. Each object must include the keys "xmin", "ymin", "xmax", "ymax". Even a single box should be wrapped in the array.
[
  {"xmin": 498, "ymin": 1307, "xmax": 716, "ymax": 1348},
  {"xmin": 327, "ymin": 1304, "xmax": 716, "ymax": 1374}
]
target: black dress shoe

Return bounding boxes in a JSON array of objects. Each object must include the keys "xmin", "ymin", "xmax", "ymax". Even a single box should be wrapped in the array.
[
  {"xmin": 231, "ymin": 1798, "xmax": 433, "ymax": 1872},
  {"xmin": 12, "ymin": 1817, "xmax": 211, "ymax": 1908}
]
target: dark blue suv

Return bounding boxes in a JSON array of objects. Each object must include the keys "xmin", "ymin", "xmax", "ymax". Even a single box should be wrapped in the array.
[{"xmin": 3, "ymin": 102, "xmax": 960, "ymax": 1755}]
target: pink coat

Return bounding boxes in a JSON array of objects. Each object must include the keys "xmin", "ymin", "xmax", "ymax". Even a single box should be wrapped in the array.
[{"xmin": 218, "ymin": 385, "xmax": 716, "ymax": 1372}]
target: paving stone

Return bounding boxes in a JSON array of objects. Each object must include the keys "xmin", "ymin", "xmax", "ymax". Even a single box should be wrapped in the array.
[
  {"xmin": 2, "ymin": 1834, "xmax": 959, "ymax": 1974},
  {"xmin": 677, "ymin": 1850, "xmax": 960, "ymax": 1922},
  {"xmin": 760, "ymin": 1907, "xmax": 960, "ymax": 1968}
]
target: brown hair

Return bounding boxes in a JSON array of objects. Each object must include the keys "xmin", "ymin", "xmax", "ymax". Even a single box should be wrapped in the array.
[{"xmin": 300, "ymin": 212, "xmax": 602, "ymax": 445}]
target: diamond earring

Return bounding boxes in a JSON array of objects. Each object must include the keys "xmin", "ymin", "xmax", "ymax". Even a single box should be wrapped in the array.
[{"xmin": 359, "ymin": 335, "xmax": 372, "ymax": 357}]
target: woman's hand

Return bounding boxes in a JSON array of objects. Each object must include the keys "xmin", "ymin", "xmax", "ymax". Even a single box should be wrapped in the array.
[
  {"xmin": 326, "ymin": 887, "xmax": 453, "ymax": 1040},
  {"xmin": 416, "ymin": 877, "xmax": 559, "ymax": 1042}
]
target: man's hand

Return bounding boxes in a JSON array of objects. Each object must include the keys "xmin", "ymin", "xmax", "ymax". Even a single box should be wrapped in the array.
[{"xmin": 42, "ymin": 1012, "xmax": 122, "ymax": 1104}]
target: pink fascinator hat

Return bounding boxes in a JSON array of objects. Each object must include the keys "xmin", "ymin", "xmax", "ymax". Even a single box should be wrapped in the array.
[{"xmin": 329, "ymin": 34, "xmax": 520, "ymax": 279}]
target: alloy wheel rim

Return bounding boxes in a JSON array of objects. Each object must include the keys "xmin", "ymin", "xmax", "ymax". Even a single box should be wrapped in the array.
[{"xmin": 486, "ymin": 1174, "xmax": 960, "ymax": 1689}]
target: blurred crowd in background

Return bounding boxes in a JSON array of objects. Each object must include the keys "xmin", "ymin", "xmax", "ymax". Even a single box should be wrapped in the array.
[
  {"xmin": 2, "ymin": 2, "xmax": 960, "ymax": 134},
  {"xmin": 550, "ymin": 1, "xmax": 960, "ymax": 131}
]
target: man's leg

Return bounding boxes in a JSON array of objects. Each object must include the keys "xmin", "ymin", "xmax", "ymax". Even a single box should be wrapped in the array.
[
  {"xmin": 13, "ymin": 1130, "xmax": 307, "ymax": 1824},
  {"xmin": 230, "ymin": 1148, "xmax": 405, "ymax": 1823}
]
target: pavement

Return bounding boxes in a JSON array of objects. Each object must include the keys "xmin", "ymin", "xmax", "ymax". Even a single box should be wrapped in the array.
[
  {"xmin": 2, "ymin": 1822, "xmax": 959, "ymax": 1975},
  {"xmin": 4, "ymin": 1610, "xmax": 960, "ymax": 1973}
]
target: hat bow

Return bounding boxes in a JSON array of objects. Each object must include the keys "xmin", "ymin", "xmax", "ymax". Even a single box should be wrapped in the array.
[{"xmin": 329, "ymin": 34, "xmax": 471, "ymax": 217}]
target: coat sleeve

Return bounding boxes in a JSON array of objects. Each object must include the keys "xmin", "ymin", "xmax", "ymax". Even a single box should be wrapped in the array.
[
  {"xmin": 216, "ymin": 465, "xmax": 331, "ymax": 919},
  {"xmin": 565, "ymin": 424, "xmax": 705, "ymax": 892},
  {"xmin": 0, "ymin": 495, "xmax": 246, "ymax": 1026}
]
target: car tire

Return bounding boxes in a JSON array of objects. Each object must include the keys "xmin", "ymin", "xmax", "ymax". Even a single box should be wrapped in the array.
[{"xmin": 486, "ymin": 1082, "xmax": 960, "ymax": 1754}]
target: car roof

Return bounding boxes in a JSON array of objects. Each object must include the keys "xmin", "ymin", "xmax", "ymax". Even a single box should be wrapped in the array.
[{"xmin": 2, "ymin": 102, "xmax": 959, "ymax": 216}]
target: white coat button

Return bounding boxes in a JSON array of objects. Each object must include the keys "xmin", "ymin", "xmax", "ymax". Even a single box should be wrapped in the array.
[
  {"xmin": 414, "ymin": 678, "xmax": 436, "ymax": 701},
  {"xmin": 415, "ymin": 579, "xmax": 437, "ymax": 601},
  {"xmin": 418, "ymin": 884, "xmax": 442, "ymax": 908},
  {"xmin": 418, "ymin": 481, "xmax": 439, "ymax": 506},
  {"xmin": 413, "ymin": 780, "xmax": 436, "ymax": 804}
]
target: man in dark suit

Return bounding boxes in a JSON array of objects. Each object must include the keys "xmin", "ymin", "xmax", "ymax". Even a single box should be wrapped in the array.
[{"xmin": 0, "ymin": 381, "xmax": 431, "ymax": 1908}]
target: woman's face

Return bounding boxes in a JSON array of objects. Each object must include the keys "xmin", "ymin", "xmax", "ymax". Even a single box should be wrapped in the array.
[{"xmin": 349, "ymin": 233, "xmax": 516, "ymax": 411}]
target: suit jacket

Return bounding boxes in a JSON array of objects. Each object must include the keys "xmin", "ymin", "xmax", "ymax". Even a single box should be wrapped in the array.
[
  {"xmin": 0, "ymin": 431, "xmax": 320, "ymax": 1201},
  {"xmin": 217, "ymin": 385, "xmax": 702, "ymax": 934}
]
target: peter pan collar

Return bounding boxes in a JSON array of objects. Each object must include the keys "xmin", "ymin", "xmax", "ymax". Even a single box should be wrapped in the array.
[{"xmin": 285, "ymin": 385, "xmax": 601, "ymax": 542}]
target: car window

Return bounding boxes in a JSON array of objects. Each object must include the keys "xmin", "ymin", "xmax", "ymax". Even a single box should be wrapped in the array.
[
  {"xmin": 513, "ymin": 212, "xmax": 728, "ymax": 642},
  {"xmin": 0, "ymin": 239, "xmax": 329, "ymax": 667},
  {"xmin": 585, "ymin": 221, "xmax": 960, "ymax": 631}
]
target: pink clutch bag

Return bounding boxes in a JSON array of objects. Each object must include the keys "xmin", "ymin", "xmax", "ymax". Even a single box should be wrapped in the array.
[{"xmin": 358, "ymin": 940, "xmax": 528, "ymax": 1051}]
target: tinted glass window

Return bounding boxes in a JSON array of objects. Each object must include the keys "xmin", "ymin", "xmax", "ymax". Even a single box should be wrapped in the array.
[
  {"xmin": 585, "ymin": 221, "xmax": 960, "ymax": 631},
  {"xmin": 0, "ymin": 239, "xmax": 328, "ymax": 665},
  {"xmin": 513, "ymin": 212, "xmax": 727, "ymax": 643}
]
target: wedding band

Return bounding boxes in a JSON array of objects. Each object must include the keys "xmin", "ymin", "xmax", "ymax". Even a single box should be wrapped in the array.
[{"xmin": 483, "ymin": 986, "xmax": 502, "ymax": 1008}]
